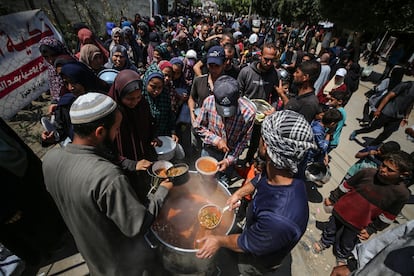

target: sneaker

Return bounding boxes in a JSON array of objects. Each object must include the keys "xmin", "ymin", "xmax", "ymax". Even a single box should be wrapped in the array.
[
  {"xmin": 359, "ymin": 120, "xmax": 370, "ymax": 127},
  {"xmin": 336, "ymin": 258, "xmax": 348, "ymax": 266},
  {"xmin": 349, "ymin": 131, "xmax": 357, "ymax": 141}
]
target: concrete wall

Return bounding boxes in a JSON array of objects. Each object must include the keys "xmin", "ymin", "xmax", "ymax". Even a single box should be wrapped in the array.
[{"xmin": 1, "ymin": 0, "xmax": 151, "ymax": 39}]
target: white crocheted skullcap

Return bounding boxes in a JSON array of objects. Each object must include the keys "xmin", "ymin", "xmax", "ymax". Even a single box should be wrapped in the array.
[{"xmin": 70, "ymin": 92, "xmax": 117, "ymax": 124}]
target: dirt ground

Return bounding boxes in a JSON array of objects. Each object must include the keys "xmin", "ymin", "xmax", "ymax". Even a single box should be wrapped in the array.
[{"xmin": 6, "ymin": 92, "xmax": 52, "ymax": 159}]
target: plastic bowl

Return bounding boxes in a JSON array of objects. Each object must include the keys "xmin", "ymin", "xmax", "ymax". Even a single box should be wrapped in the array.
[
  {"xmin": 195, "ymin": 156, "xmax": 218, "ymax": 176},
  {"xmin": 98, "ymin": 69, "xmax": 119, "ymax": 85},
  {"xmin": 155, "ymin": 136, "xmax": 177, "ymax": 161}
]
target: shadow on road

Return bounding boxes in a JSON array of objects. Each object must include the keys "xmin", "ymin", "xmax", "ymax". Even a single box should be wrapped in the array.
[{"xmin": 305, "ymin": 182, "xmax": 323, "ymax": 203}]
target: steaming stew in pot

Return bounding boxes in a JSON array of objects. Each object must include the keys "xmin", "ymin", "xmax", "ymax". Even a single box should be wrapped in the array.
[{"xmin": 151, "ymin": 172, "xmax": 234, "ymax": 249}]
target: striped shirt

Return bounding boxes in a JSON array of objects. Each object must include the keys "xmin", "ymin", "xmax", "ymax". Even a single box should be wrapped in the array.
[{"xmin": 194, "ymin": 96, "xmax": 256, "ymax": 164}]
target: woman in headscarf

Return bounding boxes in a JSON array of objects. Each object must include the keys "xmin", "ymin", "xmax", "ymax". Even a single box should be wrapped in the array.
[
  {"xmin": 135, "ymin": 22, "xmax": 150, "ymax": 66},
  {"xmin": 39, "ymin": 36, "xmax": 72, "ymax": 107},
  {"xmin": 104, "ymin": 45, "xmax": 138, "ymax": 72},
  {"xmin": 60, "ymin": 62, "xmax": 109, "ymax": 94},
  {"xmin": 169, "ymin": 57, "xmax": 192, "ymax": 157},
  {"xmin": 108, "ymin": 69, "xmax": 160, "ymax": 202},
  {"xmin": 146, "ymin": 32, "xmax": 161, "ymax": 65},
  {"xmin": 153, "ymin": 44, "xmax": 171, "ymax": 64},
  {"xmin": 41, "ymin": 62, "xmax": 109, "ymax": 147},
  {"xmin": 105, "ymin": 27, "xmax": 125, "ymax": 52},
  {"xmin": 122, "ymin": 25, "xmax": 144, "ymax": 67},
  {"xmin": 158, "ymin": 60, "xmax": 178, "ymax": 114},
  {"xmin": 142, "ymin": 64, "xmax": 178, "ymax": 142},
  {"xmin": 79, "ymin": 44, "xmax": 105, "ymax": 74},
  {"xmin": 75, "ymin": 28, "xmax": 109, "ymax": 62},
  {"xmin": 170, "ymin": 57, "xmax": 188, "ymax": 91}
]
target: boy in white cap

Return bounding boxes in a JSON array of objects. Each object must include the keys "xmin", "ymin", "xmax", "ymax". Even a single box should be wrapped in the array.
[
  {"xmin": 317, "ymin": 67, "xmax": 348, "ymax": 105},
  {"xmin": 43, "ymin": 93, "xmax": 173, "ymax": 276}
]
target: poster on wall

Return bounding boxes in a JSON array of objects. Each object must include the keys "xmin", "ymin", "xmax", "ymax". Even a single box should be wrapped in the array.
[{"xmin": 0, "ymin": 9, "xmax": 63, "ymax": 119}]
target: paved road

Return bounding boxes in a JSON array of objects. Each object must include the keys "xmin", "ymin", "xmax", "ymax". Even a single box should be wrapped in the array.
[{"xmin": 289, "ymin": 61, "xmax": 414, "ymax": 276}]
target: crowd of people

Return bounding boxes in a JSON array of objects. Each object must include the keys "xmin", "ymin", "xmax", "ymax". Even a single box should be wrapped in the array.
[{"xmin": 1, "ymin": 12, "xmax": 414, "ymax": 276}]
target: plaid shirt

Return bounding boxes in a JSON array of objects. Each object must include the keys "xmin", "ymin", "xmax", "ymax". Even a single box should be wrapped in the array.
[{"xmin": 194, "ymin": 96, "xmax": 255, "ymax": 164}]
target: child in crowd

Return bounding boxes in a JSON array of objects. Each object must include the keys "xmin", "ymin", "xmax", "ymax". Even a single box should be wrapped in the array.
[
  {"xmin": 307, "ymin": 108, "xmax": 342, "ymax": 166},
  {"xmin": 313, "ymin": 151, "xmax": 413, "ymax": 266},
  {"xmin": 235, "ymin": 157, "xmax": 266, "ymax": 227},
  {"xmin": 235, "ymin": 157, "xmax": 266, "ymax": 201},
  {"xmin": 341, "ymin": 141, "xmax": 400, "ymax": 183},
  {"xmin": 327, "ymin": 91, "xmax": 347, "ymax": 152}
]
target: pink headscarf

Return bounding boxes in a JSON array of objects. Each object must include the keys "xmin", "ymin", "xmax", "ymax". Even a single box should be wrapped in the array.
[
  {"xmin": 158, "ymin": 60, "xmax": 172, "ymax": 71},
  {"xmin": 76, "ymin": 28, "xmax": 109, "ymax": 61}
]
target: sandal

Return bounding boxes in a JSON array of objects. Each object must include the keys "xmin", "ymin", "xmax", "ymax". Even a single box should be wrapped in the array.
[
  {"xmin": 312, "ymin": 241, "xmax": 327, "ymax": 254},
  {"xmin": 336, "ymin": 258, "xmax": 347, "ymax": 266}
]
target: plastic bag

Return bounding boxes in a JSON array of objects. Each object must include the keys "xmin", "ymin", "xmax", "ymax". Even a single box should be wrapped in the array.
[{"xmin": 0, "ymin": 245, "xmax": 25, "ymax": 276}]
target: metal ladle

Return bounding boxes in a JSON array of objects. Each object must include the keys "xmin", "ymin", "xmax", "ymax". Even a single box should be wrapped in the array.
[{"xmin": 197, "ymin": 200, "xmax": 240, "ymax": 230}]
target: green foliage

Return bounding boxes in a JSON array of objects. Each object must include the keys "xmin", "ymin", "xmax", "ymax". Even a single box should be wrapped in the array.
[
  {"xmin": 221, "ymin": 0, "xmax": 323, "ymax": 25},
  {"xmin": 214, "ymin": 0, "xmax": 412, "ymax": 34},
  {"xmin": 260, "ymin": 0, "xmax": 321, "ymax": 25},
  {"xmin": 254, "ymin": 0, "xmax": 278, "ymax": 17},
  {"xmin": 193, "ymin": 0, "xmax": 202, "ymax": 8},
  {"xmin": 216, "ymin": 0, "xmax": 251, "ymax": 15},
  {"xmin": 319, "ymin": 0, "xmax": 414, "ymax": 32}
]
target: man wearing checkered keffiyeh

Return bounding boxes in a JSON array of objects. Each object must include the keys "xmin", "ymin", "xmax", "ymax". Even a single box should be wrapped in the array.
[
  {"xmin": 196, "ymin": 110, "xmax": 317, "ymax": 274},
  {"xmin": 261, "ymin": 110, "xmax": 317, "ymax": 174}
]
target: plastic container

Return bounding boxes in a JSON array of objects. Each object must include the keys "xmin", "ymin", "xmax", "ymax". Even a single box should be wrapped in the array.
[{"xmin": 195, "ymin": 156, "xmax": 218, "ymax": 176}]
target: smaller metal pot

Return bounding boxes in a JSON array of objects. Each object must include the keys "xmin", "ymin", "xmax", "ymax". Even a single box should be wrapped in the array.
[
  {"xmin": 251, "ymin": 98, "xmax": 272, "ymax": 124},
  {"xmin": 305, "ymin": 162, "xmax": 331, "ymax": 187},
  {"xmin": 167, "ymin": 163, "xmax": 189, "ymax": 186},
  {"xmin": 148, "ymin": 160, "xmax": 173, "ymax": 193}
]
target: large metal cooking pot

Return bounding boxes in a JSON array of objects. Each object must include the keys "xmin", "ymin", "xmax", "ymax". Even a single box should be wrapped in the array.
[{"xmin": 149, "ymin": 172, "xmax": 235, "ymax": 275}]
